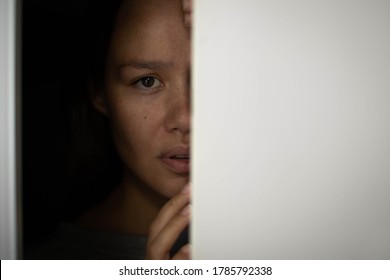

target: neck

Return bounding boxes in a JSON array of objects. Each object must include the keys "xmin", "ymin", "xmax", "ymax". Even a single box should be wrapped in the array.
[{"xmin": 76, "ymin": 172, "xmax": 167, "ymax": 236}]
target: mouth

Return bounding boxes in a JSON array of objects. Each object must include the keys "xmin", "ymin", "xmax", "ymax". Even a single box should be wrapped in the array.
[
  {"xmin": 160, "ymin": 146, "xmax": 190, "ymax": 174},
  {"xmin": 169, "ymin": 155, "xmax": 190, "ymax": 160}
]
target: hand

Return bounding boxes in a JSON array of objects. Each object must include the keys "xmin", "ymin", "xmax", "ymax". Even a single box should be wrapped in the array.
[
  {"xmin": 182, "ymin": 0, "xmax": 192, "ymax": 27},
  {"xmin": 146, "ymin": 184, "xmax": 191, "ymax": 259}
]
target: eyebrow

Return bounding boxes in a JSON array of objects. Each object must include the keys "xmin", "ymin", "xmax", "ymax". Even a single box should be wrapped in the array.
[{"xmin": 119, "ymin": 60, "xmax": 174, "ymax": 70}]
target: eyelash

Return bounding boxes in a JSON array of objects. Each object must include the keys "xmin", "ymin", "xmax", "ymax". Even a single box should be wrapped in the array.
[{"xmin": 132, "ymin": 76, "xmax": 164, "ymax": 92}]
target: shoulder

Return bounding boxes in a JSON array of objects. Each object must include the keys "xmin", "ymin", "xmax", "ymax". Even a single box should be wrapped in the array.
[{"xmin": 25, "ymin": 223, "xmax": 147, "ymax": 260}]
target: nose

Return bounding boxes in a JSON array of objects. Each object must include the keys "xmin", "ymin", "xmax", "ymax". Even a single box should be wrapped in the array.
[{"xmin": 165, "ymin": 81, "xmax": 191, "ymax": 140}]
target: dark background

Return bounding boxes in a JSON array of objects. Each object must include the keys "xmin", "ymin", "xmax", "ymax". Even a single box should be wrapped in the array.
[{"xmin": 22, "ymin": 0, "xmax": 90, "ymax": 251}]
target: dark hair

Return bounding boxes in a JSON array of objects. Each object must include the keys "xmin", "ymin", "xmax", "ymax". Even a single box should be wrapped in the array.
[
  {"xmin": 84, "ymin": 0, "xmax": 124, "ymax": 88},
  {"xmin": 61, "ymin": 0, "xmax": 126, "ymax": 220}
]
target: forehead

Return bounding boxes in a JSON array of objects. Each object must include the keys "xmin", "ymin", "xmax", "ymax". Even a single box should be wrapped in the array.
[
  {"xmin": 116, "ymin": 0, "xmax": 182, "ymax": 26},
  {"xmin": 108, "ymin": 0, "xmax": 188, "ymax": 63}
]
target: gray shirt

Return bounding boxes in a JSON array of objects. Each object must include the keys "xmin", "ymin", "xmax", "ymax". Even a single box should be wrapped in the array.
[{"xmin": 26, "ymin": 223, "xmax": 147, "ymax": 260}]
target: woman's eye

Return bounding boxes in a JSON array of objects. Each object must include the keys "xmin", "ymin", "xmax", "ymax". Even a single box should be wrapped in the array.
[{"xmin": 133, "ymin": 76, "xmax": 163, "ymax": 90}]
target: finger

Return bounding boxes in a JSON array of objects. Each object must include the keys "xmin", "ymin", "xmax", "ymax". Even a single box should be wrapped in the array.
[
  {"xmin": 182, "ymin": 0, "xmax": 192, "ymax": 27},
  {"xmin": 147, "ymin": 184, "xmax": 190, "ymax": 245},
  {"xmin": 146, "ymin": 204, "xmax": 190, "ymax": 259},
  {"xmin": 184, "ymin": 13, "xmax": 192, "ymax": 27},
  {"xmin": 172, "ymin": 244, "xmax": 191, "ymax": 260},
  {"xmin": 182, "ymin": 0, "xmax": 192, "ymax": 13}
]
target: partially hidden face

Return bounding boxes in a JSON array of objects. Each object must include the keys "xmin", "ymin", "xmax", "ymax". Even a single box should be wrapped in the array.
[{"xmin": 93, "ymin": 0, "xmax": 191, "ymax": 198}]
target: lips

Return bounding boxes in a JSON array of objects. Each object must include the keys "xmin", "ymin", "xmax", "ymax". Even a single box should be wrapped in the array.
[{"xmin": 160, "ymin": 146, "xmax": 190, "ymax": 174}]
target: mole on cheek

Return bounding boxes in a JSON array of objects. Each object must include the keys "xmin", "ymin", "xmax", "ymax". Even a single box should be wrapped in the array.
[{"xmin": 144, "ymin": 115, "xmax": 148, "ymax": 120}]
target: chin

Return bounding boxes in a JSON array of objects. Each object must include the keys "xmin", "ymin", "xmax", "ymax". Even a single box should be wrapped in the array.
[{"xmin": 158, "ymin": 177, "xmax": 189, "ymax": 198}]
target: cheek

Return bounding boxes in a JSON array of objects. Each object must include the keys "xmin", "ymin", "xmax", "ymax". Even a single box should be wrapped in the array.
[
  {"xmin": 110, "ymin": 106, "xmax": 160, "ymax": 150},
  {"xmin": 112, "ymin": 110, "xmax": 147, "ymax": 141},
  {"xmin": 104, "ymin": 92, "xmax": 167, "ymax": 155}
]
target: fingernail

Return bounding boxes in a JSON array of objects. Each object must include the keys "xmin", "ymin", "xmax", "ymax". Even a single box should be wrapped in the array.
[
  {"xmin": 180, "ymin": 205, "xmax": 191, "ymax": 216},
  {"xmin": 181, "ymin": 183, "xmax": 191, "ymax": 194}
]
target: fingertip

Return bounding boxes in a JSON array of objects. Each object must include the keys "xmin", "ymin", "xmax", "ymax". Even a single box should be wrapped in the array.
[
  {"xmin": 181, "ymin": 244, "xmax": 191, "ymax": 256},
  {"xmin": 172, "ymin": 244, "xmax": 192, "ymax": 260},
  {"xmin": 182, "ymin": 0, "xmax": 191, "ymax": 12},
  {"xmin": 184, "ymin": 14, "xmax": 192, "ymax": 27},
  {"xmin": 180, "ymin": 204, "xmax": 191, "ymax": 216},
  {"xmin": 181, "ymin": 183, "xmax": 191, "ymax": 194}
]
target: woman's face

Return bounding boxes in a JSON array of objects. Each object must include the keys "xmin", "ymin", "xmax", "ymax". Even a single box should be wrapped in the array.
[{"xmin": 94, "ymin": 0, "xmax": 190, "ymax": 198}]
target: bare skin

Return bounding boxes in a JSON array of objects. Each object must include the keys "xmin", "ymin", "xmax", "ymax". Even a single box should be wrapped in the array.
[
  {"xmin": 182, "ymin": 0, "xmax": 192, "ymax": 27},
  {"xmin": 77, "ymin": 0, "xmax": 192, "ymax": 260}
]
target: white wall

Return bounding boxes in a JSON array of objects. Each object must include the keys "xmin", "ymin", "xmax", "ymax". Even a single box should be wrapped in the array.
[
  {"xmin": 193, "ymin": 0, "xmax": 390, "ymax": 259},
  {"xmin": 0, "ymin": 0, "xmax": 20, "ymax": 260}
]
